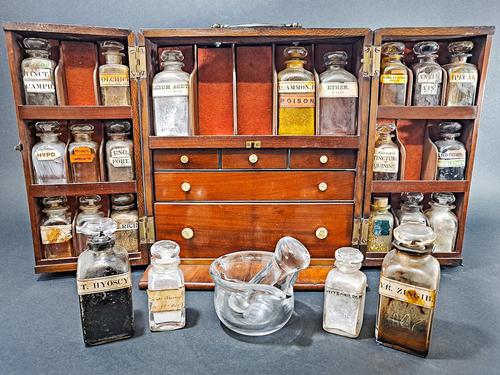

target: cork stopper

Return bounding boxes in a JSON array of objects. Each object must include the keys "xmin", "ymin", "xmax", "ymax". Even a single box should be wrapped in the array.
[{"xmin": 372, "ymin": 196, "xmax": 390, "ymax": 209}]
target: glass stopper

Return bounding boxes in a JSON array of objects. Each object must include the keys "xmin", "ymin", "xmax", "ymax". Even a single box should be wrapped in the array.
[
  {"xmin": 42, "ymin": 196, "xmax": 67, "ymax": 208},
  {"xmin": 100, "ymin": 40, "xmax": 125, "ymax": 53},
  {"xmin": 106, "ymin": 120, "xmax": 131, "ymax": 135},
  {"xmin": 334, "ymin": 247, "xmax": 364, "ymax": 265},
  {"xmin": 439, "ymin": 121, "xmax": 462, "ymax": 134},
  {"xmin": 23, "ymin": 37, "xmax": 51, "ymax": 52},
  {"xmin": 376, "ymin": 123, "xmax": 396, "ymax": 134},
  {"xmin": 160, "ymin": 49, "xmax": 184, "ymax": 63},
  {"xmin": 413, "ymin": 41, "xmax": 439, "ymax": 56},
  {"xmin": 111, "ymin": 193, "xmax": 135, "ymax": 208},
  {"xmin": 324, "ymin": 50, "xmax": 348, "ymax": 66},
  {"xmin": 70, "ymin": 123, "xmax": 94, "ymax": 134},
  {"xmin": 431, "ymin": 192, "xmax": 456, "ymax": 206},
  {"xmin": 81, "ymin": 217, "xmax": 117, "ymax": 239},
  {"xmin": 401, "ymin": 192, "xmax": 424, "ymax": 206},
  {"xmin": 381, "ymin": 42, "xmax": 406, "ymax": 56},
  {"xmin": 393, "ymin": 223, "xmax": 436, "ymax": 252},
  {"xmin": 283, "ymin": 46, "xmax": 308, "ymax": 60},
  {"xmin": 79, "ymin": 195, "xmax": 102, "ymax": 208},
  {"xmin": 35, "ymin": 121, "xmax": 60, "ymax": 134},
  {"xmin": 448, "ymin": 41, "xmax": 474, "ymax": 55},
  {"xmin": 151, "ymin": 240, "xmax": 181, "ymax": 265}
]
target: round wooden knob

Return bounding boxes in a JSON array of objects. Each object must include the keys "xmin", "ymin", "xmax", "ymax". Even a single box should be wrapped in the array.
[
  {"xmin": 181, "ymin": 227, "xmax": 194, "ymax": 240},
  {"xmin": 180, "ymin": 155, "xmax": 189, "ymax": 164},
  {"xmin": 181, "ymin": 182, "xmax": 191, "ymax": 192},
  {"xmin": 248, "ymin": 154, "xmax": 259, "ymax": 164},
  {"xmin": 319, "ymin": 155, "xmax": 329, "ymax": 164},
  {"xmin": 315, "ymin": 227, "xmax": 328, "ymax": 240},
  {"xmin": 318, "ymin": 182, "xmax": 328, "ymax": 192}
]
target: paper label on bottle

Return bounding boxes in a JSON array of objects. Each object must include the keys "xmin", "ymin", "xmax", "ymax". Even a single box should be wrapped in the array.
[
  {"xmin": 35, "ymin": 148, "xmax": 60, "ymax": 161},
  {"xmin": 99, "ymin": 72, "xmax": 130, "ymax": 87},
  {"xmin": 420, "ymin": 83, "xmax": 439, "ymax": 95},
  {"xmin": 116, "ymin": 221, "xmax": 139, "ymax": 231},
  {"xmin": 437, "ymin": 149, "xmax": 466, "ymax": 168},
  {"xmin": 379, "ymin": 276, "xmax": 437, "ymax": 309},
  {"xmin": 40, "ymin": 224, "xmax": 72, "ymax": 245},
  {"xmin": 110, "ymin": 148, "xmax": 132, "ymax": 167},
  {"xmin": 148, "ymin": 287, "xmax": 185, "ymax": 312},
  {"xmin": 380, "ymin": 74, "xmax": 408, "ymax": 84},
  {"xmin": 69, "ymin": 146, "xmax": 95, "ymax": 163},
  {"xmin": 417, "ymin": 71, "xmax": 442, "ymax": 84},
  {"xmin": 373, "ymin": 148, "xmax": 399, "ymax": 173},
  {"xmin": 77, "ymin": 271, "xmax": 132, "ymax": 295},
  {"xmin": 279, "ymin": 94, "xmax": 315, "ymax": 108},
  {"xmin": 23, "ymin": 67, "xmax": 55, "ymax": 93},
  {"xmin": 373, "ymin": 219, "xmax": 391, "ymax": 236},
  {"xmin": 278, "ymin": 80, "xmax": 315, "ymax": 93},
  {"xmin": 324, "ymin": 287, "xmax": 363, "ymax": 334},
  {"xmin": 450, "ymin": 72, "xmax": 477, "ymax": 83},
  {"xmin": 319, "ymin": 82, "xmax": 358, "ymax": 98},
  {"xmin": 152, "ymin": 82, "xmax": 189, "ymax": 97}
]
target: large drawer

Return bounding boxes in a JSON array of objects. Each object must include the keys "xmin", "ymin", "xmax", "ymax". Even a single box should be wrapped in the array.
[
  {"xmin": 154, "ymin": 171, "xmax": 355, "ymax": 201},
  {"xmin": 153, "ymin": 149, "xmax": 218, "ymax": 169},
  {"xmin": 154, "ymin": 203, "xmax": 354, "ymax": 258}
]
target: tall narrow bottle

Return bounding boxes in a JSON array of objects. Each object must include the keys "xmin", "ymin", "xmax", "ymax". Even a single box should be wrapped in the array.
[
  {"xmin": 99, "ymin": 41, "xmax": 130, "ymax": 106},
  {"xmin": 411, "ymin": 41, "xmax": 446, "ymax": 106},
  {"xmin": 425, "ymin": 192, "xmax": 458, "ymax": 253},
  {"xmin": 74, "ymin": 195, "xmax": 105, "ymax": 256},
  {"xmin": 367, "ymin": 197, "xmax": 394, "ymax": 253},
  {"xmin": 105, "ymin": 121, "xmax": 135, "ymax": 181},
  {"xmin": 373, "ymin": 123, "xmax": 399, "ymax": 181},
  {"xmin": 435, "ymin": 122, "xmax": 466, "ymax": 180},
  {"xmin": 69, "ymin": 124, "xmax": 100, "ymax": 183},
  {"xmin": 444, "ymin": 41, "xmax": 478, "ymax": 106},
  {"xmin": 40, "ymin": 196, "xmax": 73, "ymax": 259},
  {"xmin": 379, "ymin": 42, "xmax": 411, "ymax": 106}
]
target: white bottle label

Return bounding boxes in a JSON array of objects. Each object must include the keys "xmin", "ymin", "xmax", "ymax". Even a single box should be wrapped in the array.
[
  {"xmin": 116, "ymin": 221, "xmax": 139, "ymax": 231},
  {"xmin": 420, "ymin": 83, "xmax": 439, "ymax": 95},
  {"xmin": 450, "ymin": 72, "xmax": 477, "ymax": 83},
  {"xmin": 110, "ymin": 147, "xmax": 132, "ymax": 167},
  {"xmin": 148, "ymin": 287, "xmax": 185, "ymax": 313},
  {"xmin": 417, "ymin": 71, "xmax": 442, "ymax": 84},
  {"xmin": 324, "ymin": 287, "xmax": 363, "ymax": 334},
  {"xmin": 24, "ymin": 68, "xmax": 55, "ymax": 93},
  {"xmin": 373, "ymin": 148, "xmax": 399, "ymax": 173},
  {"xmin": 99, "ymin": 72, "xmax": 130, "ymax": 87},
  {"xmin": 77, "ymin": 271, "xmax": 132, "ymax": 295},
  {"xmin": 379, "ymin": 276, "xmax": 437, "ymax": 309},
  {"xmin": 319, "ymin": 82, "xmax": 358, "ymax": 98},
  {"xmin": 40, "ymin": 224, "xmax": 72, "ymax": 244},
  {"xmin": 437, "ymin": 149, "xmax": 466, "ymax": 168},
  {"xmin": 152, "ymin": 82, "xmax": 189, "ymax": 97},
  {"xmin": 278, "ymin": 80, "xmax": 315, "ymax": 93},
  {"xmin": 35, "ymin": 148, "xmax": 61, "ymax": 161}
]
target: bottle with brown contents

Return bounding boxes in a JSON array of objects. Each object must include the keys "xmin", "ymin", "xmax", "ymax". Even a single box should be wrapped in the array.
[
  {"xmin": 99, "ymin": 41, "xmax": 130, "ymax": 106},
  {"xmin": 105, "ymin": 121, "xmax": 135, "ymax": 181},
  {"xmin": 74, "ymin": 195, "xmax": 105, "ymax": 256},
  {"xmin": 443, "ymin": 41, "xmax": 478, "ymax": 106},
  {"xmin": 39, "ymin": 196, "xmax": 73, "ymax": 259},
  {"xmin": 69, "ymin": 124, "xmax": 100, "ymax": 183},
  {"xmin": 110, "ymin": 194, "xmax": 139, "ymax": 253},
  {"xmin": 379, "ymin": 42, "xmax": 411, "ymax": 106}
]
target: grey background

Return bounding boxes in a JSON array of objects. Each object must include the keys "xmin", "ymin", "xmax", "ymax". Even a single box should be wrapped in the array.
[{"xmin": 1, "ymin": 1, "xmax": 499, "ymax": 374}]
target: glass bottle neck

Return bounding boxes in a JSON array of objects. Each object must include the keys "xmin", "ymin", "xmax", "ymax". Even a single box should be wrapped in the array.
[
  {"xmin": 418, "ymin": 55, "xmax": 437, "ymax": 63},
  {"xmin": 385, "ymin": 55, "xmax": 403, "ymax": 63},
  {"xmin": 441, "ymin": 133, "xmax": 459, "ymax": 140},
  {"xmin": 88, "ymin": 241, "xmax": 114, "ymax": 252},
  {"xmin": 73, "ymin": 134, "xmax": 92, "ymax": 142},
  {"xmin": 285, "ymin": 60, "xmax": 305, "ymax": 69},
  {"xmin": 109, "ymin": 134, "xmax": 127, "ymax": 141},
  {"xmin": 46, "ymin": 208, "xmax": 68, "ymax": 217},
  {"xmin": 326, "ymin": 64, "xmax": 344, "ymax": 70},
  {"xmin": 27, "ymin": 50, "xmax": 49, "ymax": 59},
  {"xmin": 451, "ymin": 55, "xmax": 469, "ymax": 64},
  {"xmin": 80, "ymin": 207, "xmax": 101, "ymax": 214},
  {"xmin": 377, "ymin": 133, "xmax": 393, "ymax": 142},
  {"xmin": 401, "ymin": 204, "xmax": 421, "ymax": 212},
  {"xmin": 372, "ymin": 206, "xmax": 389, "ymax": 214},
  {"xmin": 162, "ymin": 62, "xmax": 184, "ymax": 71},
  {"xmin": 335, "ymin": 262, "xmax": 361, "ymax": 273},
  {"xmin": 152, "ymin": 262, "xmax": 179, "ymax": 272},
  {"xmin": 105, "ymin": 54, "xmax": 123, "ymax": 64},
  {"xmin": 429, "ymin": 202, "xmax": 454, "ymax": 211},
  {"xmin": 40, "ymin": 134, "xmax": 59, "ymax": 143}
]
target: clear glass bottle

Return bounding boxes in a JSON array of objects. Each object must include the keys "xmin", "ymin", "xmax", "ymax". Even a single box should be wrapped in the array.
[
  {"xmin": 74, "ymin": 195, "xmax": 105, "ymax": 256},
  {"xmin": 435, "ymin": 122, "xmax": 466, "ymax": 180},
  {"xmin": 152, "ymin": 49, "xmax": 190, "ymax": 136},
  {"xmin": 278, "ymin": 46, "xmax": 315, "ymax": 135},
  {"xmin": 31, "ymin": 121, "xmax": 68, "ymax": 184},
  {"xmin": 376, "ymin": 223, "xmax": 440, "ymax": 357},
  {"xmin": 411, "ymin": 41, "xmax": 446, "ymax": 106},
  {"xmin": 425, "ymin": 192, "xmax": 458, "ymax": 253},
  {"xmin": 373, "ymin": 123, "xmax": 399, "ymax": 181},
  {"xmin": 319, "ymin": 51, "xmax": 357, "ymax": 135},
  {"xmin": 39, "ymin": 196, "xmax": 73, "ymax": 259},
  {"xmin": 367, "ymin": 197, "xmax": 394, "ymax": 253},
  {"xmin": 379, "ymin": 42, "xmax": 411, "ymax": 106},
  {"xmin": 148, "ymin": 240, "xmax": 186, "ymax": 331},
  {"xmin": 323, "ymin": 247, "xmax": 367, "ymax": 338},
  {"xmin": 77, "ymin": 217, "xmax": 134, "ymax": 345},
  {"xmin": 69, "ymin": 124, "xmax": 100, "ymax": 183},
  {"xmin": 443, "ymin": 41, "xmax": 478, "ymax": 106},
  {"xmin": 105, "ymin": 121, "xmax": 135, "ymax": 181},
  {"xmin": 396, "ymin": 192, "xmax": 428, "ymax": 226},
  {"xmin": 110, "ymin": 194, "xmax": 139, "ymax": 253},
  {"xmin": 99, "ymin": 41, "xmax": 130, "ymax": 106},
  {"xmin": 21, "ymin": 38, "xmax": 57, "ymax": 105}
]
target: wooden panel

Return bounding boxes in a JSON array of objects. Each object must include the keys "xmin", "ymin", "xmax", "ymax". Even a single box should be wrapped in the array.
[
  {"xmin": 371, "ymin": 180, "xmax": 468, "ymax": 193},
  {"xmin": 154, "ymin": 171, "xmax": 355, "ymax": 201},
  {"xmin": 221, "ymin": 149, "xmax": 287, "ymax": 169},
  {"xmin": 29, "ymin": 181, "xmax": 137, "ymax": 197},
  {"xmin": 3, "ymin": 22, "xmax": 131, "ymax": 38},
  {"xmin": 154, "ymin": 149, "xmax": 218, "ymax": 170},
  {"xmin": 18, "ymin": 105, "xmax": 132, "ymax": 119},
  {"xmin": 377, "ymin": 106, "xmax": 477, "ymax": 119},
  {"xmin": 154, "ymin": 203, "xmax": 354, "ymax": 258},
  {"xmin": 290, "ymin": 149, "xmax": 357, "ymax": 169}
]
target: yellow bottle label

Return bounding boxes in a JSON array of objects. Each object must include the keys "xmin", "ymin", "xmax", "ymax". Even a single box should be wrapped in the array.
[
  {"xmin": 77, "ymin": 272, "xmax": 132, "ymax": 295},
  {"xmin": 379, "ymin": 276, "xmax": 437, "ymax": 309},
  {"xmin": 100, "ymin": 73, "xmax": 130, "ymax": 87},
  {"xmin": 380, "ymin": 74, "xmax": 408, "ymax": 84},
  {"xmin": 148, "ymin": 287, "xmax": 185, "ymax": 312},
  {"xmin": 450, "ymin": 72, "xmax": 477, "ymax": 83},
  {"xmin": 70, "ymin": 146, "xmax": 95, "ymax": 163}
]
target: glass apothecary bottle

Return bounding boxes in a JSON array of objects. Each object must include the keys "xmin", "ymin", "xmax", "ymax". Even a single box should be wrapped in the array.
[
  {"xmin": 411, "ymin": 41, "xmax": 446, "ymax": 106},
  {"xmin": 105, "ymin": 121, "xmax": 135, "ymax": 181},
  {"xmin": 373, "ymin": 123, "xmax": 399, "ymax": 181},
  {"xmin": 110, "ymin": 194, "xmax": 139, "ymax": 253},
  {"xmin": 425, "ymin": 192, "xmax": 458, "ymax": 253},
  {"xmin": 443, "ymin": 41, "xmax": 478, "ymax": 106},
  {"xmin": 152, "ymin": 49, "xmax": 190, "ymax": 136},
  {"xmin": 40, "ymin": 196, "xmax": 73, "ymax": 259},
  {"xmin": 21, "ymin": 38, "xmax": 57, "ymax": 105},
  {"xmin": 69, "ymin": 124, "xmax": 100, "ymax": 183},
  {"xmin": 376, "ymin": 223, "xmax": 440, "ymax": 357},
  {"xmin": 379, "ymin": 42, "xmax": 411, "ymax": 106},
  {"xmin": 99, "ymin": 41, "xmax": 130, "ymax": 106},
  {"xmin": 367, "ymin": 197, "xmax": 394, "ymax": 253},
  {"xmin": 319, "ymin": 51, "xmax": 357, "ymax": 135},
  {"xmin": 31, "ymin": 121, "xmax": 68, "ymax": 184},
  {"xmin": 396, "ymin": 192, "xmax": 428, "ymax": 226},
  {"xmin": 435, "ymin": 122, "xmax": 466, "ymax": 180},
  {"xmin": 77, "ymin": 217, "xmax": 134, "ymax": 345},
  {"xmin": 278, "ymin": 46, "xmax": 315, "ymax": 135},
  {"xmin": 323, "ymin": 247, "xmax": 366, "ymax": 338},
  {"xmin": 74, "ymin": 195, "xmax": 105, "ymax": 256},
  {"xmin": 148, "ymin": 240, "xmax": 186, "ymax": 331}
]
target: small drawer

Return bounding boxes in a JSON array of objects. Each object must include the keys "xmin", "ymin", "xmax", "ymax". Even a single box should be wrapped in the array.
[
  {"xmin": 290, "ymin": 149, "xmax": 357, "ymax": 169},
  {"xmin": 222, "ymin": 149, "xmax": 287, "ymax": 169},
  {"xmin": 153, "ymin": 149, "xmax": 218, "ymax": 170}
]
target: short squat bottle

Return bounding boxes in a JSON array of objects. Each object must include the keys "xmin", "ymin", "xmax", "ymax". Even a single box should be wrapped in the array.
[
  {"xmin": 74, "ymin": 195, "xmax": 105, "ymax": 256},
  {"xmin": 379, "ymin": 42, "xmax": 411, "ymax": 106},
  {"xmin": 105, "ymin": 121, "xmax": 135, "ymax": 181},
  {"xmin": 69, "ymin": 124, "xmax": 100, "ymax": 183},
  {"xmin": 21, "ymin": 38, "xmax": 57, "ymax": 105},
  {"xmin": 396, "ymin": 192, "xmax": 428, "ymax": 226},
  {"xmin": 323, "ymin": 247, "xmax": 367, "ymax": 338},
  {"xmin": 110, "ymin": 194, "xmax": 139, "ymax": 253},
  {"xmin": 319, "ymin": 51, "xmax": 358, "ymax": 135},
  {"xmin": 31, "ymin": 121, "xmax": 68, "ymax": 184},
  {"xmin": 148, "ymin": 240, "xmax": 186, "ymax": 331},
  {"xmin": 444, "ymin": 41, "xmax": 478, "ymax": 106},
  {"xmin": 376, "ymin": 223, "xmax": 440, "ymax": 357},
  {"xmin": 152, "ymin": 49, "xmax": 190, "ymax": 136},
  {"xmin": 425, "ymin": 192, "xmax": 458, "ymax": 253},
  {"xmin": 40, "ymin": 196, "xmax": 73, "ymax": 259},
  {"xmin": 278, "ymin": 46, "xmax": 315, "ymax": 135},
  {"xmin": 411, "ymin": 41, "xmax": 446, "ymax": 106},
  {"xmin": 435, "ymin": 122, "xmax": 466, "ymax": 180},
  {"xmin": 77, "ymin": 217, "xmax": 134, "ymax": 345},
  {"xmin": 373, "ymin": 123, "xmax": 399, "ymax": 181},
  {"xmin": 99, "ymin": 41, "xmax": 130, "ymax": 106},
  {"xmin": 367, "ymin": 197, "xmax": 394, "ymax": 253}
]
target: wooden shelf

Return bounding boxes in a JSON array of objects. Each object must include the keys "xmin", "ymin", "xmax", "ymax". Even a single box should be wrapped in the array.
[
  {"xmin": 34, "ymin": 254, "xmax": 145, "ymax": 273},
  {"xmin": 149, "ymin": 135, "xmax": 360, "ymax": 149},
  {"xmin": 365, "ymin": 255, "xmax": 462, "ymax": 267},
  {"xmin": 18, "ymin": 105, "xmax": 132, "ymax": 120},
  {"xmin": 371, "ymin": 180, "xmax": 469, "ymax": 193},
  {"xmin": 377, "ymin": 106, "xmax": 477, "ymax": 120},
  {"xmin": 29, "ymin": 181, "xmax": 137, "ymax": 197}
]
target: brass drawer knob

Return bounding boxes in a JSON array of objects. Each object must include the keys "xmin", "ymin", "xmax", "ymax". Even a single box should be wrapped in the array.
[
  {"xmin": 316, "ymin": 227, "xmax": 328, "ymax": 240},
  {"xmin": 248, "ymin": 154, "xmax": 259, "ymax": 164},
  {"xmin": 181, "ymin": 182, "xmax": 191, "ymax": 192},
  {"xmin": 181, "ymin": 227, "xmax": 194, "ymax": 240},
  {"xmin": 319, "ymin": 155, "xmax": 329, "ymax": 164},
  {"xmin": 180, "ymin": 155, "xmax": 189, "ymax": 164},
  {"xmin": 318, "ymin": 182, "xmax": 328, "ymax": 192}
]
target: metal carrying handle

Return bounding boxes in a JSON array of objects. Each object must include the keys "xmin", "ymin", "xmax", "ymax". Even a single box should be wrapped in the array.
[{"xmin": 211, "ymin": 23, "xmax": 302, "ymax": 29}]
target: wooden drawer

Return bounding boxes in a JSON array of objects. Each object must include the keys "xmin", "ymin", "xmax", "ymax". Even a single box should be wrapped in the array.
[
  {"xmin": 153, "ymin": 149, "xmax": 218, "ymax": 169},
  {"xmin": 154, "ymin": 203, "xmax": 354, "ymax": 258},
  {"xmin": 290, "ymin": 149, "xmax": 357, "ymax": 169},
  {"xmin": 154, "ymin": 171, "xmax": 355, "ymax": 201},
  {"xmin": 222, "ymin": 149, "xmax": 287, "ymax": 169}
]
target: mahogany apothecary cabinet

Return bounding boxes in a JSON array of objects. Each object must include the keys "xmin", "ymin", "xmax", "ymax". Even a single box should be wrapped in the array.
[{"xmin": 3, "ymin": 22, "xmax": 494, "ymax": 289}]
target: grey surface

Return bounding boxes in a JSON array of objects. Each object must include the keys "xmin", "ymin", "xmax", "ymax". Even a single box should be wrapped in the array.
[{"xmin": 0, "ymin": 1, "xmax": 499, "ymax": 374}]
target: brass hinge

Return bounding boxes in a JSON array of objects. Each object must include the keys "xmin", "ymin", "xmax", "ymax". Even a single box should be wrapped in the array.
[
  {"xmin": 352, "ymin": 218, "xmax": 361, "ymax": 246},
  {"xmin": 139, "ymin": 216, "xmax": 155, "ymax": 244},
  {"xmin": 128, "ymin": 46, "xmax": 146, "ymax": 80},
  {"xmin": 362, "ymin": 45, "xmax": 381, "ymax": 78},
  {"xmin": 359, "ymin": 218, "xmax": 370, "ymax": 246}
]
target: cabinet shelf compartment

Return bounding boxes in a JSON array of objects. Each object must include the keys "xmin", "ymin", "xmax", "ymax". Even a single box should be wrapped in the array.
[{"xmin": 377, "ymin": 106, "xmax": 478, "ymax": 120}]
